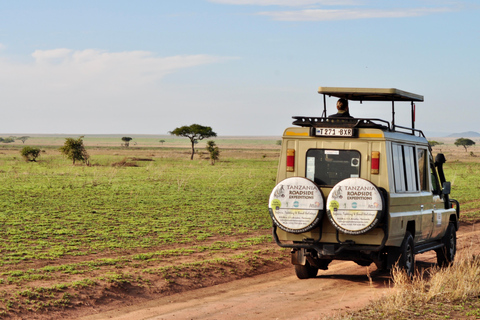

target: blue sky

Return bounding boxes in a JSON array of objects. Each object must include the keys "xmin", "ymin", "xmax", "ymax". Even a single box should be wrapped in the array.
[{"xmin": 0, "ymin": 0, "xmax": 478, "ymax": 137}]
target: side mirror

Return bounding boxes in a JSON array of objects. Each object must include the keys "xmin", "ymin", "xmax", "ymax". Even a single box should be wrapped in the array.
[
  {"xmin": 442, "ymin": 181, "xmax": 451, "ymax": 195},
  {"xmin": 435, "ymin": 153, "xmax": 446, "ymax": 166}
]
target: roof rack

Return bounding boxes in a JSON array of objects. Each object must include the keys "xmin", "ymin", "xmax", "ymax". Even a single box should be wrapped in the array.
[
  {"xmin": 292, "ymin": 116, "xmax": 390, "ymax": 130},
  {"xmin": 317, "ymin": 87, "xmax": 424, "ymax": 133},
  {"xmin": 291, "ymin": 116, "xmax": 427, "ymax": 138}
]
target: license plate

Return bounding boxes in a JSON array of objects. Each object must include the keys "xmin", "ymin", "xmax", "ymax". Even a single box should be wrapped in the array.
[{"xmin": 315, "ymin": 128, "xmax": 353, "ymax": 137}]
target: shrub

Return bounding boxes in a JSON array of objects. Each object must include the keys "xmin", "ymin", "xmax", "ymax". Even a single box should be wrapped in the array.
[
  {"xmin": 59, "ymin": 137, "xmax": 89, "ymax": 165},
  {"xmin": 20, "ymin": 147, "xmax": 41, "ymax": 162}
]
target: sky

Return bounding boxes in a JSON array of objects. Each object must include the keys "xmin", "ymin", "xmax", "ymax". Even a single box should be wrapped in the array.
[{"xmin": 0, "ymin": 0, "xmax": 479, "ymax": 137}]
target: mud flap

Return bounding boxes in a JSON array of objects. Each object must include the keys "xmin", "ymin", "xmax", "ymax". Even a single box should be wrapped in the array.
[
  {"xmin": 386, "ymin": 247, "xmax": 401, "ymax": 269},
  {"xmin": 291, "ymin": 249, "xmax": 306, "ymax": 266}
]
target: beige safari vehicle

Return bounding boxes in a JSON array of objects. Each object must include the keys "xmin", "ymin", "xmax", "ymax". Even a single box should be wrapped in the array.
[{"xmin": 269, "ymin": 87, "xmax": 460, "ymax": 278}]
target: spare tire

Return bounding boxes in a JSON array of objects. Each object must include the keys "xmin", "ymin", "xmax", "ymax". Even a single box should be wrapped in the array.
[
  {"xmin": 268, "ymin": 177, "xmax": 324, "ymax": 234},
  {"xmin": 326, "ymin": 178, "xmax": 384, "ymax": 235}
]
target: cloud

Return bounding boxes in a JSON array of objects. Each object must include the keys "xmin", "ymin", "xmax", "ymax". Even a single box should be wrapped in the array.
[
  {"xmin": 208, "ymin": 0, "xmax": 358, "ymax": 5},
  {"xmin": 0, "ymin": 48, "xmax": 233, "ymax": 96},
  {"xmin": 0, "ymin": 49, "xmax": 236, "ymax": 133},
  {"xmin": 257, "ymin": 7, "xmax": 454, "ymax": 21},
  {"xmin": 26, "ymin": 48, "xmax": 230, "ymax": 86},
  {"xmin": 208, "ymin": 0, "xmax": 459, "ymax": 21}
]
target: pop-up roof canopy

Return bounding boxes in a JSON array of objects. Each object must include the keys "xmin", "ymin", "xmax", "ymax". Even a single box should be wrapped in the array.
[
  {"xmin": 316, "ymin": 87, "xmax": 423, "ymax": 132},
  {"xmin": 318, "ymin": 87, "xmax": 424, "ymax": 102}
]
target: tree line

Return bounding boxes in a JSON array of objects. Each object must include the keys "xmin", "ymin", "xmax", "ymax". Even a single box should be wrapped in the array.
[
  {"xmin": 0, "ymin": 136, "xmax": 30, "ymax": 144},
  {"xmin": 19, "ymin": 124, "xmax": 221, "ymax": 165}
]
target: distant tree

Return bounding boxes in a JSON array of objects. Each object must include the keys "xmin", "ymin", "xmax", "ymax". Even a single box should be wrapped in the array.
[
  {"xmin": 18, "ymin": 136, "xmax": 30, "ymax": 144},
  {"xmin": 159, "ymin": 139, "xmax": 166, "ymax": 145},
  {"xmin": 428, "ymin": 140, "xmax": 443, "ymax": 147},
  {"xmin": 454, "ymin": 138, "xmax": 475, "ymax": 152},
  {"xmin": 170, "ymin": 124, "xmax": 217, "ymax": 160},
  {"xmin": 59, "ymin": 137, "xmax": 89, "ymax": 165},
  {"xmin": 0, "ymin": 137, "xmax": 15, "ymax": 143},
  {"xmin": 276, "ymin": 140, "xmax": 282, "ymax": 146},
  {"xmin": 206, "ymin": 140, "xmax": 220, "ymax": 165},
  {"xmin": 20, "ymin": 146, "xmax": 41, "ymax": 162},
  {"xmin": 121, "ymin": 137, "xmax": 133, "ymax": 147}
]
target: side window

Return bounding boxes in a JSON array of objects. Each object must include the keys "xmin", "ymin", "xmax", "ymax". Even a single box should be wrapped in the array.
[
  {"xmin": 392, "ymin": 144, "xmax": 406, "ymax": 192},
  {"xmin": 392, "ymin": 143, "xmax": 419, "ymax": 193},
  {"xmin": 404, "ymin": 146, "xmax": 417, "ymax": 191},
  {"xmin": 430, "ymin": 156, "xmax": 441, "ymax": 195},
  {"xmin": 305, "ymin": 149, "xmax": 360, "ymax": 186},
  {"xmin": 417, "ymin": 148, "xmax": 428, "ymax": 191}
]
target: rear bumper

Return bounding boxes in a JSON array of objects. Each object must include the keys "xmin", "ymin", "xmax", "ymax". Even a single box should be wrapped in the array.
[{"xmin": 272, "ymin": 224, "xmax": 388, "ymax": 256}]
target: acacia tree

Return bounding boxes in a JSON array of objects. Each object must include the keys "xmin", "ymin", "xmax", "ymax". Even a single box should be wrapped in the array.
[
  {"xmin": 428, "ymin": 140, "xmax": 443, "ymax": 147},
  {"xmin": 59, "ymin": 137, "xmax": 89, "ymax": 165},
  {"xmin": 170, "ymin": 124, "xmax": 217, "ymax": 160},
  {"xmin": 121, "ymin": 137, "xmax": 133, "ymax": 147},
  {"xmin": 206, "ymin": 140, "xmax": 220, "ymax": 165},
  {"xmin": 18, "ymin": 136, "xmax": 30, "ymax": 144},
  {"xmin": 454, "ymin": 138, "xmax": 475, "ymax": 152}
]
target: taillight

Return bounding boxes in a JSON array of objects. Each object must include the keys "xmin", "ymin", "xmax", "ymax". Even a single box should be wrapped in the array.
[
  {"xmin": 286, "ymin": 149, "xmax": 295, "ymax": 172},
  {"xmin": 371, "ymin": 151, "xmax": 380, "ymax": 174}
]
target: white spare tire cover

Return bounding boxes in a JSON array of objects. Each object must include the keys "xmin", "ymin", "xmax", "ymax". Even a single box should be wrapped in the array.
[
  {"xmin": 326, "ymin": 178, "xmax": 384, "ymax": 235},
  {"xmin": 268, "ymin": 177, "xmax": 324, "ymax": 234}
]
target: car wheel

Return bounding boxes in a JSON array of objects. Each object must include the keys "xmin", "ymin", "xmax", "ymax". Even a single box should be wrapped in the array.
[
  {"xmin": 294, "ymin": 261, "xmax": 318, "ymax": 279},
  {"xmin": 398, "ymin": 231, "xmax": 415, "ymax": 277},
  {"xmin": 436, "ymin": 223, "xmax": 456, "ymax": 267}
]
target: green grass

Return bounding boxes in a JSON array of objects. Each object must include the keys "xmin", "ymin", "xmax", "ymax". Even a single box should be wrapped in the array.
[
  {"xmin": 0, "ymin": 146, "xmax": 284, "ymax": 315},
  {"xmin": 0, "ymin": 153, "xmax": 276, "ymax": 264},
  {"xmin": 444, "ymin": 161, "xmax": 480, "ymax": 221}
]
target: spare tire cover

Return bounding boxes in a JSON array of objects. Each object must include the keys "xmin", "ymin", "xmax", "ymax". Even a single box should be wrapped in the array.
[
  {"xmin": 268, "ymin": 177, "xmax": 324, "ymax": 234},
  {"xmin": 326, "ymin": 178, "xmax": 384, "ymax": 235}
]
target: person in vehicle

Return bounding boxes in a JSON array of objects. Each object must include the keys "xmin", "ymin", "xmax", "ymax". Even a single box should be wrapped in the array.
[{"xmin": 328, "ymin": 98, "xmax": 353, "ymax": 118}]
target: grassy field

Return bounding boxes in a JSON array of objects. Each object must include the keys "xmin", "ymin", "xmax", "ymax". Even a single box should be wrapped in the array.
[
  {"xmin": 431, "ymin": 144, "xmax": 480, "ymax": 223},
  {"xmin": 0, "ymin": 136, "xmax": 479, "ymax": 318},
  {"xmin": 0, "ymin": 138, "xmax": 287, "ymax": 317}
]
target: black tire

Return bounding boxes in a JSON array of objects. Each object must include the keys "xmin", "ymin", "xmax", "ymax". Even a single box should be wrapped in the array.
[
  {"xmin": 436, "ymin": 223, "xmax": 456, "ymax": 267},
  {"xmin": 398, "ymin": 231, "xmax": 415, "ymax": 276},
  {"xmin": 294, "ymin": 261, "xmax": 318, "ymax": 279}
]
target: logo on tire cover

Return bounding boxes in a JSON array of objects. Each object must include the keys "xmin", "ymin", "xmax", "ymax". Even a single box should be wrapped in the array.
[
  {"xmin": 326, "ymin": 178, "xmax": 383, "ymax": 235},
  {"xmin": 268, "ymin": 177, "xmax": 324, "ymax": 233}
]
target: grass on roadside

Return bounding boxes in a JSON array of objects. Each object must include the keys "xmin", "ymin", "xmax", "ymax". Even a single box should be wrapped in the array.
[{"xmin": 335, "ymin": 251, "xmax": 480, "ymax": 320}]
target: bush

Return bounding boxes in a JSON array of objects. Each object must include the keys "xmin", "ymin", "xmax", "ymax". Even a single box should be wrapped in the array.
[
  {"xmin": 206, "ymin": 140, "xmax": 220, "ymax": 165},
  {"xmin": 20, "ymin": 146, "xmax": 41, "ymax": 162},
  {"xmin": 59, "ymin": 137, "xmax": 89, "ymax": 165},
  {"xmin": 0, "ymin": 137, "xmax": 15, "ymax": 143}
]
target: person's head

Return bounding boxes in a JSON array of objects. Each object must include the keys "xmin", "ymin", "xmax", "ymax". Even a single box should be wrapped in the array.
[{"xmin": 337, "ymin": 98, "xmax": 349, "ymax": 112}]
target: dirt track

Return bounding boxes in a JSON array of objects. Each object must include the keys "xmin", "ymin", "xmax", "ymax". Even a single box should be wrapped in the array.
[{"xmin": 74, "ymin": 223, "xmax": 480, "ymax": 320}]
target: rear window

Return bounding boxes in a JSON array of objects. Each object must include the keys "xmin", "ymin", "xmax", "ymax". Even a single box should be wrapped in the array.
[{"xmin": 306, "ymin": 149, "xmax": 361, "ymax": 186}]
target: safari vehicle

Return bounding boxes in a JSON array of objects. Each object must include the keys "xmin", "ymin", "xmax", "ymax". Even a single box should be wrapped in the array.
[{"xmin": 268, "ymin": 87, "xmax": 460, "ymax": 279}]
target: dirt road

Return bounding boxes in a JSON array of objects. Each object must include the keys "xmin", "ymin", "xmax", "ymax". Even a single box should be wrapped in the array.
[
  {"xmin": 77, "ymin": 224, "xmax": 480, "ymax": 320},
  {"xmin": 79, "ymin": 261, "xmax": 391, "ymax": 320}
]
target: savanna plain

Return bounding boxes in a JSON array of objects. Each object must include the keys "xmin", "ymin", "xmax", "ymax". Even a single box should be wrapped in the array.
[{"xmin": 0, "ymin": 135, "xmax": 480, "ymax": 319}]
